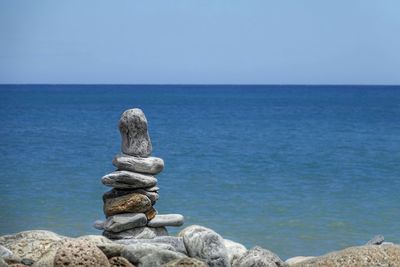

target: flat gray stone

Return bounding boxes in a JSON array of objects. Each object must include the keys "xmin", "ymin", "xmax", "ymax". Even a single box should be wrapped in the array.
[
  {"xmin": 119, "ymin": 108, "xmax": 152, "ymax": 157},
  {"xmin": 116, "ymin": 236, "xmax": 187, "ymax": 255},
  {"xmin": 233, "ymin": 246, "xmax": 284, "ymax": 267},
  {"xmin": 113, "ymin": 154, "xmax": 164, "ymax": 174},
  {"xmin": 366, "ymin": 235, "xmax": 385, "ymax": 245},
  {"xmin": 103, "ymin": 188, "xmax": 159, "ymax": 205},
  {"xmin": 102, "ymin": 170, "xmax": 157, "ymax": 189},
  {"xmin": 148, "ymin": 214, "xmax": 184, "ymax": 227},
  {"xmin": 103, "ymin": 226, "xmax": 168, "ymax": 240},
  {"xmin": 143, "ymin": 185, "xmax": 159, "ymax": 192},
  {"xmin": 93, "ymin": 220, "xmax": 105, "ymax": 230},
  {"xmin": 104, "ymin": 213, "xmax": 147, "ymax": 233},
  {"xmin": 179, "ymin": 225, "xmax": 230, "ymax": 267}
]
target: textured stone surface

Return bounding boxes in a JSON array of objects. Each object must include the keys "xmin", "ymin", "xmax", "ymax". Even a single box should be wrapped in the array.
[
  {"xmin": 291, "ymin": 244, "xmax": 400, "ymax": 267},
  {"xmin": 119, "ymin": 108, "xmax": 152, "ymax": 157},
  {"xmin": 103, "ymin": 189, "xmax": 159, "ymax": 205},
  {"xmin": 224, "ymin": 239, "xmax": 247, "ymax": 266},
  {"xmin": 0, "ymin": 258, "xmax": 8, "ymax": 267},
  {"xmin": 103, "ymin": 193, "xmax": 152, "ymax": 217},
  {"xmin": 179, "ymin": 225, "xmax": 230, "ymax": 267},
  {"xmin": 116, "ymin": 236, "xmax": 187, "ymax": 255},
  {"xmin": 121, "ymin": 244, "xmax": 186, "ymax": 267},
  {"xmin": 103, "ymin": 227, "xmax": 168, "ymax": 240},
  {"xmin": 285, "ymin": 256, "xmax": 315, "ymax": 266},
  {"xmin": 148, "ymin": 214, "xmax": 184, "ymax": 227},
  {"xmin": 0, "ymin": 245, "xmax": 13, "ymax": 258},
  {"xmin": 109, "ymin": 256, "xmax": 135, "ymax": 267},
  {"xmin": 113, "ymin": 154, "xmax": 164, "ymax": 174},
  {"xmin": 0, "ymin": 230, "xmax": 64, "ymax": 262},
  {"xmin": 162, "ymin": 257, "xmax": 208, "ymax": 267},
  {"xmin": 145, "ymin": 207, "xmax": 157, "ymax": 220},
  {"xmin": 53, "ymin": 239, "xmax": 109, "ymax": 267},
  {"xmin": 104, "ymin": 213, "xmax": 148, "ymax": 233},
  {"xmin": 102, "ymin": 171, "xmax": 157, "ymax": 189},
  {"xmin": 233, "ymin": 246, "xmax": 284, "ymax": 267},
  {"xmin": 366, "ymin": 234, "xmax": 384, "ymax": 245}
]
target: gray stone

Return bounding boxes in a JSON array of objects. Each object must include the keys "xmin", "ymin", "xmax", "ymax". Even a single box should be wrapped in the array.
[
  {"xmin": 144, "ymin": 186, "xmax": 159, "ymax": 192},
  {"xmin": 366, "ymin": 234, "xmax": 384, "ymax": 245},
  {"xmin": 0, "ymin": 245, "xmax": 13, "ymax": 258},
  {"xmin": 93, "ymin": 220, "xmax": 105, "ymax": 230},
  {"xmin": 113, "ymin": 154, "xmax": 164, "ymax": 174},
  {"xmin": 104, "ymin": 213, "xmax": 148, "ymax": 233},
  {"xmin": 116, "ymin": 236, "xmax": 187, "ymax": 255},
  {"xmin": 121, "ymin": 244, "xmax": 186, "ymax": 267},
  {"xmin": 21, "ymin": 258, "xmax": 34, "ymax": 265},
  {"xmin": 148, "ymin": 214, "xmax": 184, "ymax": 227},
  {"xmin": 0, "ymin": 258, "xmax": 8, "ymax": 267},
  {"xmin": 233, "ymin": 246, "xmax": 284, "ymax": 267},
  {"xmin": 109, "ymin": 256, "xmax": 135, "ymax": 267},
  {"xmin": 179, "ymin": 225, "xmax": 230, "ymax": 267},
  {"xmin": 103, "ymin": 188, "xmax": 159, "ymax": 205},
  {"xmin": 119, "ymin": 108, "xmax": 152, "ymax": 157},
  {"xmin": 103, "ymin": 227, "xmax": 168, "ymax": 240},
  {"xmin": 102, "ymin": 171, "xmax": 157, "ymax": 189},
  {"xmin": 162, "ymin": 257, "xmax": 208, "ymax": 267},
  {"xmin": 224, "ymin": 239, "xmax": 247, "ymax": 266},
  {"xmin": 285, "ymin": 256, "xmax": 315, "ymax": 266}
]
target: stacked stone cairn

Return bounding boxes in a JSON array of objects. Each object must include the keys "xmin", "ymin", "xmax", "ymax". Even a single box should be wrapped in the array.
[{"xmin": 94, "ymin": 108, "xmax": 184, "ymax": 240}]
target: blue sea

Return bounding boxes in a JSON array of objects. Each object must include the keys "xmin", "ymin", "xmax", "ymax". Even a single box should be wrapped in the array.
[{"xmin": 0, "ymin": 85, "xmax": 399, "ymax": 259}]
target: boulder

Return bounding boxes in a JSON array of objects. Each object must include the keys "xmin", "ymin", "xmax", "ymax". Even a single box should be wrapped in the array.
[
  {"xmin": 162, "ymin": 257, "xmax": 208, "ymax": 267},
  {"xmin": 148, "ymin": 214, "xmax": 184, "ymax": 227},
  {"xmin": 103, "ymin": 227, "xmax": 168, "ymax": 240},
  {"xmin": 112, "ymin": 154, "xmax": 164, "ymax": 174},
  {"xmin": 104, "ymin": 213, "xmax": 148, "ymax": 233},
  {"xmin": 366, "ymin": 235, "xmax": 384, "ymax": 245},
  {"xmin": 102, "ymin": 171, "xmax": 157, "ymax": 189},
  {"xmin": 108, "ymin": 256, "xmax": 135, "ymax": 267},
  {"xmin": 103, "ymin": 193, "xmax": 152, "ymax": 217},
  {"xmin": 116, "ymin": 236, "xmax": 187, "ymax": 255},
  {"xmin": 119, "ymin": 108, "xmax": 152, "ymax": 157},
  {"xmin": 223, "ymin": 239, "xmax": 247, "ymax": 266},
  {"xmin": 103, "ymin": 189, "xmax": 159, "ymax": 205},
  {"xmin": 233, "ymin": 246, "xmax": 284, "ymax": 267},
  {"xmin": 53, "ymin": 239, "xmax": 109, "ymax": 267},
  {"xmin": 290, "ymin": 244, "xmax": 400, "ymax": 267},
  {"xmin": 179, "ymin": 225, "xmax": 230, "ymax": 267}
]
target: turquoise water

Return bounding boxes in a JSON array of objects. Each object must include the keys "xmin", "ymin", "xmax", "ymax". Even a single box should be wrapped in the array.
[{"xmin": 0, "ymin": 85, "xmax": 399, "ymax": 259}]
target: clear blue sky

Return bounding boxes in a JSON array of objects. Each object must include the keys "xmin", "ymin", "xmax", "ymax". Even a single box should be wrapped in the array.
[{"xmin": 1, "ymin": 0, "xmax": 399, "ymax": 84}]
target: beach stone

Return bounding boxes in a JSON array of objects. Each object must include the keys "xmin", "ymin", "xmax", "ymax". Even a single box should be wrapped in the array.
[
  {"xmin": 179, "ymin": 225, "xmax": 230, "ymax": 267},
  {"xmin": 0, "ymin": 230, "xmax": 65, "ymax": 262},
  {"xmin": 121, "ymin": 244, "xmax": 186, "ymax": 267},
  {"xmin": 103, "ymin": 189, "xmax": 159, "ymax": 205},
  {"xmin": 224, "ymin": 239, "xmax": 247, "ymax": 266},
  {"xmin": 53, "ymin": 239, "xmax": 109, "ymax": 267},
  {"xmin": 233, "ymin": 246, "xmax": 284, "ymax": 267},
  {"xmin": 113, "ymin": 154, "xmax": 164, "ymax": 174},
  {"xmin": 104, "ymin": 213, "xmax": 148, "ymax": 233},
  {"xmin": 148, "ymin": 214, "xmax": 184, "ymax": 227},
  {"xmin": 116, "ymin": 236, "xmax": 187, "ymax": 255},
  {"xmin": 144, "ymin": 185, "xmax": 159, "ymax": 192},
  {"xmin": 0, "ymin": 245, "xmax": 13, "ymax": 258},
  {"xmin": 93, "ymin": 220, "xmax": 105, "ymax": 230},
  {"xmin": 109, "ymin": 257, "xmax": 135, "ymax": 267},
  {"xmin": 102, "ymin": 171, "xmax": 157, "ymax": 189},
  {"xmin": 103, "ymin": 193, "xmax": 152, "ymax": 217},
  {"xmin": 366, "ymin": 234, "xmax": 384, "ymax": 245},
  {"xmin": 119, "ymin": 108, "xmax": 152, "ymax": 157},
  {"xmin": 103, "ymin": 227, "xmax": 168, "ymax": 240},
  {"xmin": 291, "ymin": 244, "xmax": 400, "ymax": 267},
  {"xmin": 285, "ymin": 256, "xmax": 315, "ymax": 266},
  {"xmin": 145, "ymin": 207, "xmax": 157, "ymax": 220},
  {"xmin": 162, "ymin": 257, "xmax": 208, "ymax": 267}
]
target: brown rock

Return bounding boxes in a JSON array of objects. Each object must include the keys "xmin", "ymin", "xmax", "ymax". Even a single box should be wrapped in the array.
[
  {"xmin": 104, "ymin": 193, "xmax": 152, "ymax": 217},
  {"xmin": 291, "ymin": 244, "xmax": 400, "ymax": 267},
  {"xmin": 103, "ymin": 189, "xmax": 159, "ymax": 205},
  {"xmin": 162, "ymin": 257, "xmax": 208, "ymax": 267},
  {"xmin": 53, "ymin": 239, "xmax": 110, "ymax": 267},
  {"xmin": 145, "ymin": 207, "xmax": 157, "ymax": 220},
  {"xmin": 109, "ymin": 256, "xmax": 135, "ymax": 267}
]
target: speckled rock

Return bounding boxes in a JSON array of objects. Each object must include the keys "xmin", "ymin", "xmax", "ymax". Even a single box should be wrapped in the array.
[
  {"xmin": 53, "ymin": 239, "xmax": 109, "ymax": 267},
  {"xmin": 104, "ymin": 213, "xmax": 148, "ymax": 233},
  {"xmin": 179, "ymin": 225, "xmax": 230, "ymax": 267},
  {"xmin": 103, "ymin": 227, "xmax": 168, "ymax": 240},
  {"xmin": 119, "ymin": 108, "xmax": 152, "ymax": 157},
  {"xmin": 116, "ymin": 236, "xmax": 187, "ymax": 255},
  {"xmin": 291, "ymin": 244, "xmax": 400, "ymax": 267},
  {"xmin": 113, "ymin": 154, "xmax": 164, "ymax": 174},
  {"xmin": 162, "ymin": 257, "xmax": 208, "ymax": 267},
  {"xmin": 0, "ymin": 230, "xmax": 64, "ymax": 262},
  {"xmin": 103, "ymin": 189, "xmax": 159, "ymax": 205},
  {"xmin": 148, "ymin": 214, "xmax": 184, "ymax": 227},
  {"xmin": 109, "ymin": 257, "xmax": 135, "ymax": 267},
  {"xmin": 102, "ymin": 171, "xmax": 157, "ymax": 189},
  {"xmin": 233, "ymin": 246, "xmax": 284, "ymax": 267},
  {"xmin": 103, "ymin": 193, "xmax": 152, "ymax": 217},
  {"xmin": 224, "ymin": 239, "xmax": 247, "ymax": 266}
]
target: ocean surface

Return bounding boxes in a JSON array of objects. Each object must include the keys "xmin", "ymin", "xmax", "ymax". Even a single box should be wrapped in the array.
[{"xmin": 0, "ymin": 85, "xmax": 399, "ymax": 259}]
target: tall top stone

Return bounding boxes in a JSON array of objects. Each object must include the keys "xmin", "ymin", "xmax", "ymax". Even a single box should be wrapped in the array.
[{"xmin": 119, "ymin": 108, "xmax": 152, "ymax": 157}]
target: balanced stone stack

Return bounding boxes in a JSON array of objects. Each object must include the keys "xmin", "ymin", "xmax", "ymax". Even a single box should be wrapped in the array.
[{"xmin": 95, "ymin": 108, "xmax": 184, "ymax": 240}]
